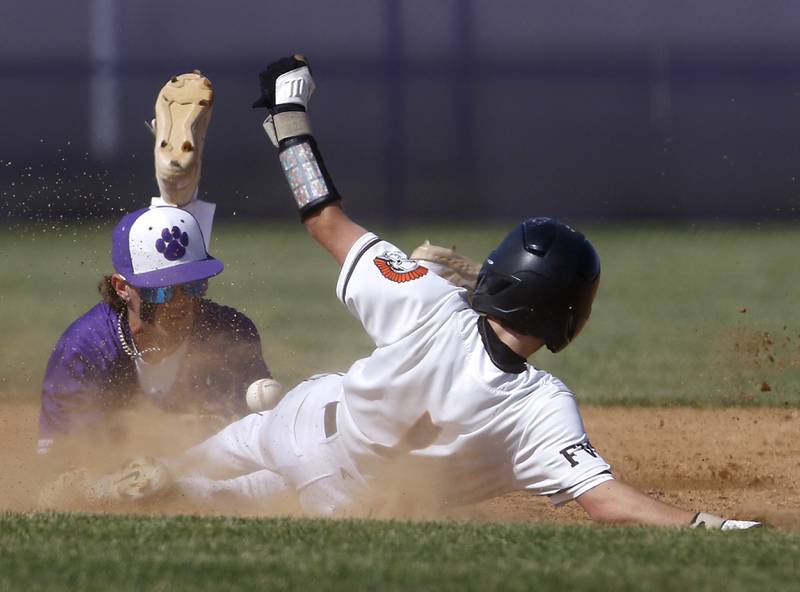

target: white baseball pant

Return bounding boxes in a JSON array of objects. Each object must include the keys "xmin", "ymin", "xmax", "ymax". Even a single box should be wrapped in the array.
[{"xmin": 172, "ymin": 374, "xmax": 370, "ymax": 515}]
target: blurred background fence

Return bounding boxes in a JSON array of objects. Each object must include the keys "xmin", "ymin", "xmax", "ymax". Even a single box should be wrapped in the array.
[{"xmin": 2, "ymin": 0, "xmax": 800, "ymax": 223}]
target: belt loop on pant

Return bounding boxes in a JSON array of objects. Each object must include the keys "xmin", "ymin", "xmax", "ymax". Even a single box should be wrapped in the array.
[{"xmin": 324, "ymin": 401, "xmax": 339, "ymax": 438}]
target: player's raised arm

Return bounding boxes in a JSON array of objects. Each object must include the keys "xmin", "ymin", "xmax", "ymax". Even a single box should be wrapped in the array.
[{"xmin": 253, "ymin": 55, "xmax": 367, "ymax": 265}]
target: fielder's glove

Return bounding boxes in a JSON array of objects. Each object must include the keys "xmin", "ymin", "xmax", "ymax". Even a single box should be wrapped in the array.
[{"xmin": 410, "ymin": 241, "xmax": 481, "ymax": 294}]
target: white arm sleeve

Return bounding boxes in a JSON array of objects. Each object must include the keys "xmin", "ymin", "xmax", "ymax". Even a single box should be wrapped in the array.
[{"xmin": 513, "ymin": 388, "xmax": 613, "ymax": 506}]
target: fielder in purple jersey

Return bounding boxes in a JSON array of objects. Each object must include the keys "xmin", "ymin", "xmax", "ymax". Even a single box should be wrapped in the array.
[{"xmin": 38, "ymin": 206, "xmax": 271, "ymax": 456}]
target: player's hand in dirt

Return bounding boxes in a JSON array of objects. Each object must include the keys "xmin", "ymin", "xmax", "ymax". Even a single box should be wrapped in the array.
[{"xmin": 690, "ymin": 512, "xmax": 764, "ymax": 530}]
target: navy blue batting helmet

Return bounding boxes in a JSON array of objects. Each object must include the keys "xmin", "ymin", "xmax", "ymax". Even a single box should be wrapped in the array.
[{"xmin": 471, "ymin": 217, "xmax": 600, "ymax": 353}]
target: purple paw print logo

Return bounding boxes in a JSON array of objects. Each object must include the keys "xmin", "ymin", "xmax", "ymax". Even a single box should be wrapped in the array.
[{"xmin": 155, "ymin": 226, "xmax": 189, "ymax": 261}]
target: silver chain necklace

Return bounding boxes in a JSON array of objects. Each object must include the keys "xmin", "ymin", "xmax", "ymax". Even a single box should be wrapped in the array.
[{"xmin": 116, "ymin": 309, "xmax": 162, "ymax": 360}]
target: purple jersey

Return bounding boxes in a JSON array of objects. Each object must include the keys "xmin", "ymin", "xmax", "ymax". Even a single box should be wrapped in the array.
[{"xmin": 39, "ymin": 300, "xmax": 269, "ymax": 448}]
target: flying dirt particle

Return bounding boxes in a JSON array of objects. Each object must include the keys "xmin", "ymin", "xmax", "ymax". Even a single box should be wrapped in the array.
[
  {"xmin": 760, "ymin": 381, "xmax": 771, "ymax": 392},
  {"xmin": 768, "ymin": 354, "xmax": 775, "ymax": 363},
  {"xmin": 738, "ymin": 307, "xmax": 747, "ymax": 313}
]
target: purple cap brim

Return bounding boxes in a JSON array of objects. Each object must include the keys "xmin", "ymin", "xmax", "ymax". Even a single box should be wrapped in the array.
[{"xmin": 125, "ymin": 257, "xmax": 224, "ymax": 288}]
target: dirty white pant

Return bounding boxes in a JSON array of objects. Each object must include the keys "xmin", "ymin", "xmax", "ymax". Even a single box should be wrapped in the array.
[{"xmin": 174, "ymin": 374, "xmax": 370, "ymax": 515}]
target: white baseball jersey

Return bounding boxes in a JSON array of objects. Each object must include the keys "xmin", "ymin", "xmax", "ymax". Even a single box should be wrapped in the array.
[
  {"xmin": 176, "ymin": 232, "xmax": 612, "ymax": 515},
  {"xmin": 331, "ymin": 233, "xmax": 612, "ymax": 508}
]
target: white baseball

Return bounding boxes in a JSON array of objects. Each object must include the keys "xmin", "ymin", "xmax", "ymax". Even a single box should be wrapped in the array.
[{"xmin": 246, "ymin": 378, "xmax": 284, "ymax": 412}]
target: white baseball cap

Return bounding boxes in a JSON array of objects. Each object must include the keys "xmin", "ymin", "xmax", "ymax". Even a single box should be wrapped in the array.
[{"xmin": 111, "ymin": 206, "xmax": 223, "ymax": 288}]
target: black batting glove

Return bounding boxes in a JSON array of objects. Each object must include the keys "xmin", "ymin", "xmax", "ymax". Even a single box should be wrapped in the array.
[{"xmin": 252, "ymin": 54, "xmax": 314, "ymax": 113}]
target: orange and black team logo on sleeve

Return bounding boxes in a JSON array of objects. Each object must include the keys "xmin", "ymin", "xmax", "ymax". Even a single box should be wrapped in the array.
[{"xmin": 374, "ymin": 251, "xmax": 429, "ymax": 283}]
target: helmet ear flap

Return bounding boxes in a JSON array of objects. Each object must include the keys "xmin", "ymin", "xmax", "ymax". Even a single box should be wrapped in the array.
[{"xmin": 480, "ymin": 274, "xmax": 515, "ymax": 296}]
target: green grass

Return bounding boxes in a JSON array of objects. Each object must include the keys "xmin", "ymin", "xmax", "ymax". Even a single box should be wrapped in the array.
[
  {"xmin": 1, "ymin": 221, "xmax": 798, "ymax": 405},
  {"xmin": 1, "ymin": 512, "xmax": 798, "ymax": 592},
  {"xmin": 2, "ymin": 222, "xmax": 798, "ymax": 591}
]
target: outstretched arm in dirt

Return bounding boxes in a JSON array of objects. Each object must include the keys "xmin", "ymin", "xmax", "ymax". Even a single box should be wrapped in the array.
[
  {"xmin": 576, "ymin": 480, "xmax": 693, "ymax": 526},
  {"xmin": 576, "ymin": 479, "xmax": 761, "ymax": 530}
]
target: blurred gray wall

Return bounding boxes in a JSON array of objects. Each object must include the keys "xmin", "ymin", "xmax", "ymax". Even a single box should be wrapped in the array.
[{"xmin": 2, "ymin": 0, "xmax": 800, "ymax": 222}]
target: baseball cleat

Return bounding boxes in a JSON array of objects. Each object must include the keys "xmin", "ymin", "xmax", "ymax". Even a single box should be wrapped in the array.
[
  {"xmin": 154, "ymin": 71, "xmax": 214, "ymax": 206},
  {"xmin": 37, "ymin": 457, "xmax": 173, "ymax": 509},
  {"xmin": 410, "ymin": 241, "xmax": 481, "ymax": 293},
  {"xmin": 87, "ymin": 457, "xmax": 173, "ymax": 503}
]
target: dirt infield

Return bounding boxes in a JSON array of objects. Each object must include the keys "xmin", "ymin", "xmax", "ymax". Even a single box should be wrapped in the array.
[{"xmin": 2, "ymin": 403, "xmax": 798, "ymax": 528}]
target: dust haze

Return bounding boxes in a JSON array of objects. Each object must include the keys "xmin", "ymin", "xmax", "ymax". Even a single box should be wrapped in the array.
[{"xmin": 2, "ymin": 401, "xmax": 799, "ymax": 528}]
